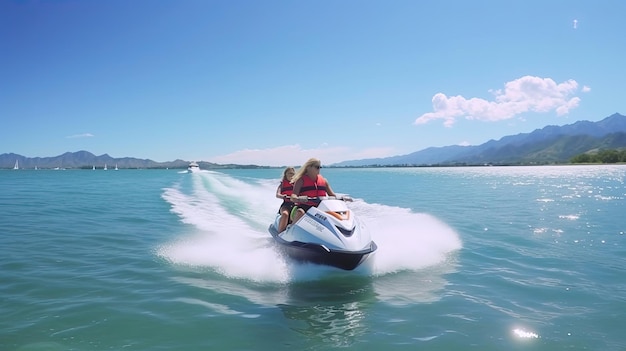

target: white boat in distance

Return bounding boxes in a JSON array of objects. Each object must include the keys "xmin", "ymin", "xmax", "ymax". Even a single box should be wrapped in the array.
[
  {"xmin": 187, "ymin": 161, "xmax": 200, "ymax": 173},
  {"xmin": 13, "ymin": 160, "xmax": 19, "ymax": 170}
]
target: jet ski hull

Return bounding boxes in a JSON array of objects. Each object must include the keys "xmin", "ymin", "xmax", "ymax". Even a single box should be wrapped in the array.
[{"xmin": 270, "ymin": 228, "xmax": 377, "ymax": 270}]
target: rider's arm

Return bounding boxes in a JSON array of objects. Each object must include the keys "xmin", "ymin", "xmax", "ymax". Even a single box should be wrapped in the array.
[
  {"xmin": 276, "ymin": 184, "xmax": 285, "ymax": 199},
  {"xmin": 291, "ymin": 179, "xmax": 303, "ymax": 200},
  {"xmin": 325, "ymin": 180, "xmax": 336, "ymax": 197}
]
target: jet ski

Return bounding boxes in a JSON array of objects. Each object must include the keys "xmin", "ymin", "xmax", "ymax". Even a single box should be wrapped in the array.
[{"xmin": 268, "ymin": 196, "xmax": 377, "ymax": 270}]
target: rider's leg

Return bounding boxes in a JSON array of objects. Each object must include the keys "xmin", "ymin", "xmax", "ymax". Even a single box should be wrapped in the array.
[
  {"xmin": 291, "ymin": 207, "xmax": 306, "ymax": 223},
  {"xmin": 278, "ymin": 209, "xmax": 289, "ymax": 233}
]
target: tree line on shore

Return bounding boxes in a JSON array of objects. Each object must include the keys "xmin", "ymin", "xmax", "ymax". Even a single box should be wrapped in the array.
[{"xmin": 570, "ymin": 149, "xmax": 626, "ymax": 164}]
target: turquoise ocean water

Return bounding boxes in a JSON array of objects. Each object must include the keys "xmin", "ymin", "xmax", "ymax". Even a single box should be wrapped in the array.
[{"xmin": 1, "ymin": 165, "xmax": 625, "ymax": 350}]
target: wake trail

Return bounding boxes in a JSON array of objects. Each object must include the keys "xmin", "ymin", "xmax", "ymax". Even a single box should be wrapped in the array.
[{"xmin": 158, "ymin": 171, "xmax": 462, "ymax": 283}]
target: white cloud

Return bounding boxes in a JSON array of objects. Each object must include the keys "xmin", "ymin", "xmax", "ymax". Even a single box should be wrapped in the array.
[
  {"xmin": 66, "ymin": 133, "xmax": 94, "ymax": 138},
  {"xmin": 415, "ymin": 76, "xmax": 589, "ymax": 127},
  {"xmin": 208, "ymin": 144, "xmax": 395, "ymax": 167}
]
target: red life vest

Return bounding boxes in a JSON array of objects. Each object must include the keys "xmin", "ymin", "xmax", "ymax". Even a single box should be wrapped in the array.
[
  {"xmin": 298, "ymin": 174, "xmax": 327, "ymax": 205},
  {"xmin": 280, "ymin": 179, "xmax": 293, "ymax": 200}
]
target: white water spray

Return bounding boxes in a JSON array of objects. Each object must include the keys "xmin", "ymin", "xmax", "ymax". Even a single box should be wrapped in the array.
[{"xmin": 158, "ymin": 171, "xmax": 462, "ymax": 283}]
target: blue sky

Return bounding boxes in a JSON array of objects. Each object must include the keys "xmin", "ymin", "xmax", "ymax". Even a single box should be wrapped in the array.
[{"xmin": 2, "ymin": 0, "xmax": 625, "ymax": 166}]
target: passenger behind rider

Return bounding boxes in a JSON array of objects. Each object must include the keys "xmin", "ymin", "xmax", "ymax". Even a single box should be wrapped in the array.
[
  {"xmin": 275, "ymin": 167, "xmax": 295, "ymax": 233},
  {"xmin": 290, "ymin": 158, "xmax": 336, "ymax": 224}
]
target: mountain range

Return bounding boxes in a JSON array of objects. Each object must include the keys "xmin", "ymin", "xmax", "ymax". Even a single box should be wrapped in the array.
[
  {"xmin": 332, "ymin": 113, "xmax": 626, "ymax": 166},
  {"xmin": 0, "ymin": 151, "xmax": 265, "ymax": 170},
  {"xmin": 3, "ymin": 113, "xmax": 625, "ymax": 169}
]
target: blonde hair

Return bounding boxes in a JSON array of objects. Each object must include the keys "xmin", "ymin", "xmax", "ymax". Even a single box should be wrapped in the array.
[
  {"xmin": 291, "ymin": 158, "xmax": 321, "ymax": 184},
  {"xmin": 282, "ymin": 166, "xmax": 295, "ymax": 181}
]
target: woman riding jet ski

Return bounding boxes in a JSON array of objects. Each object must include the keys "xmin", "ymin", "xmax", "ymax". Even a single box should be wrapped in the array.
[{"xmin": 268, "ymin": 158, "xmax": 377, "ymax": 270}]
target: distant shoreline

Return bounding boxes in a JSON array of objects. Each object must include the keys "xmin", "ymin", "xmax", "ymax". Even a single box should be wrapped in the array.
[{"xmin": 5, "ymin": 162, "xmax": 625, "ymax": 171}]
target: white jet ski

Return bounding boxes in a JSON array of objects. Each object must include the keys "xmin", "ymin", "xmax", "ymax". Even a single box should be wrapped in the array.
[{"xmin": 268, "ymin": 196, "xmax": 377, "ymax": 270}]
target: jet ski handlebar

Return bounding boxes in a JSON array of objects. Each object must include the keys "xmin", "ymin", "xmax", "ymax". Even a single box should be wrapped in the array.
[{"xmin": 292, "ymin": 195, "xmax": 353, "ymax": 203}]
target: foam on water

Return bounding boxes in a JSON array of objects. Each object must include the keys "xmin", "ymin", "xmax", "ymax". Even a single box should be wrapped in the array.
[{"xmin": 157, "ymin": 171, "xmax": 462, "ymax": 283}]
